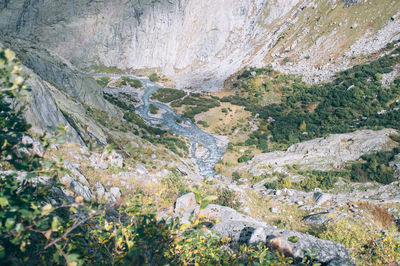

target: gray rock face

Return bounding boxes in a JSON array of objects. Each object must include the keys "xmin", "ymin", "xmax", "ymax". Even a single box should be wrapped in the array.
[
  {"xmin": 95, "ymin": 182, "xmax": 105, "ymax": 200},
  {"xmin": 344, "ymin": 0, "xmax": 360, "ymax": 8},
  {"xmin": 109, "ymin": 187, "xmax": 121, "ymax": 200},
  {"xmin": 244, "ymin": 129, "xmax": 398, "ymax": 176},
  {"xmin": 64, "ymin": 160, "xmax": 89, "ymax": 186},
  {"xmin": 200, "ymin": 204, "xmax": 354, "ymax": 265},
  {"xmin": 0, "ymin": 37, "xmax": 120, "ymax": 144},
  {"xmin": 60, "ymin": 174, "xmax": 93, "ymax": 201},
  {"xmin": 314, "ymin": 192, "xmax": 332, "ymax": 206},
  {"xmin": 303, "ymin": 213, "xmax": 333, "ymax": 227},
  {"xmin": 174, "ymin": 192, "xmax": 198, "ymax": 224},
  {"xmin": 0, "ymin": 1, "xmax": 398, "ymax": 90},
  {"xmin": 21, "ymin": 136, "xmax": 44, "ymax": 156}
]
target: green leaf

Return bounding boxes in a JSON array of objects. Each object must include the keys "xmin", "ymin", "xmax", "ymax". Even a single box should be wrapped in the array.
[
  {"xmin": 42, "ymin": 204, "xmax": 53, "ymax": 215},
  {"xmin": 5, "ymin": 218, "xmax": 15, "ymax": 230},
  {"xmin": 51, "ymin": 216, "xmax": 59, "ymax": 231},
  {"xmin": 67, "ymin": 253, "xmax": 81, "ymax": 263},
  {"xmin": 0, "ymin": 245, "xmax": 5, "ymax": 259},
  {"xmin": 288, "ymin": 235, "xmax": 298, "ymax": 243},
  {"xmin": 0, "ymin": 197, "xmax": 9, "ymax": 207},
  {"xmin": 200, "ymin": 201, "xmax": 210, "ymax": 210},
  {"xmin": 203, "ymin": 195, "xmax": 218, "ymax": 203}
]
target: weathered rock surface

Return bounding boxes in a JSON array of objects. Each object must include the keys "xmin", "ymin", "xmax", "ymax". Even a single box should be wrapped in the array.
[
  {"xmin": 171, "ymin": 193, "xmax": 353, "ymax": 264},
  {"xmin": 60, "ymin": 174, "xmax": 93, "ymax": 201},
  {"xmin": 244, "ymin": 129, "xmax": 398, "ymax": 176},
  {"xmin": 199, "ymin": 204, "xmax": 354, "ymax": 265},
  {"xmin": 0, "ymin": 0, "xmax": 399, "ymax": 90},
  {"xmin": 174, "ymin": 192, "xmax": 199, "ymax": 224}
]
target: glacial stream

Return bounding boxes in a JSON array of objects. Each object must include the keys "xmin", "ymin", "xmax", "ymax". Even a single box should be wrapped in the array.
[{"xmin": 92, "ymin": 74, "xmax": 226, "ymax": 177}]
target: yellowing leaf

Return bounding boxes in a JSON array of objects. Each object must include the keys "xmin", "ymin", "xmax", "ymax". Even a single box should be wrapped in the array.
[
  {"xmin": 0, "ymin": 197, "xmax": 9, "ymax": 207},
  {"xmin": 75, "ymin": 196, "xmax": 84, "ymax": 203},
  {"xmin": 203, "ymin": 195, "xmax": 218, "ymax": 202},
  {"xmin": 42, "ymin": 204, "xmax": 53, "ymax": 215},
  {"xmin": 4, "ymin": 49, "xmax": 15, "ymax": 62},
  {"xmin": 179, "ymin": 223, "xmax": 190, "ymax": 231}
]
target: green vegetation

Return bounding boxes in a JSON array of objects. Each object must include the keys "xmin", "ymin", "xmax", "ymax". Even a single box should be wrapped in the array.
[
  {"xmin": 95, "ymin": 76, "xmax": 111, "ymax": 87},
  {"xmin": 213, "ymin": 187, "xmax": 242, "ymax": 210},
  {"xmin": 152, "ymin": 89, "xmax": 221, "ymax": 119},
  {"xmin": 197, "ymin": 120, "xmax": 209, "ymax": 127},
  {"xmin": 149, "ymin": 73, "xmax": 159, "ymax": 82},
  {"xmin": 237, "ymin": 150, "xmax": 254, "ymax": 163},
  {"xmin": 171, "ymin": 93, "xmax": 220, "ymax": 119},
  {"xmin": 264, "ymin": 170, "xmax": 343, "ymax": 192},
  {"xmin": 316, "ymin": 216, "xmax": 400, "ymax": 265},
  {"xmin": 90, "ymin": 63, "xmax": 125, "ymax": 74},
  {"xmin": 115, "ymin": 77, "xmax": 143, "ymax": 88},
  {"xmin": 151, "ymin": 88, "xmax": 187, "ymax": 103},
  {"xmin": 223, "ymin": 50, "xmax": 400, "ymax": 151},
  {"xmin": 350, "ymin": 148, "xmax": 400, "ymax": 184},
  {"xmin": 149, "ymin": 104, "xmax": 159, "ymax": 114}
]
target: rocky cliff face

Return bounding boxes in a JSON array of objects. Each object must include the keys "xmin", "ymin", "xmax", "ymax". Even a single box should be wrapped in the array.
[
  {"xmin": 0, "ymin": 36, "xmax": 118, "ymax": 144},
  {"xmin": 1, "ymin": 0, "xmax": 399, "ymax": 90}
]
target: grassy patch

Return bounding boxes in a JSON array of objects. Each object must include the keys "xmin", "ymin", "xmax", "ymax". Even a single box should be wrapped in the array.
[{"xmin": 151, "ymin": 88, "xmax": 187, "ymax": 103}]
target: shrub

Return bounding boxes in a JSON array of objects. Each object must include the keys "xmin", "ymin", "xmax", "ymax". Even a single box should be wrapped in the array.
[
  {"xmin": 237, "ymin": 152, "xmax": 254, "ymax": 163},
  {"xmin": 149, "ymin": 73, "xmax": 159, "ymax": 82},
  {"xmin": 214, "ymin": 188, "xmax": 242, "ymax": 210},
  {"xmin": 149, "ymin": 104, "xmax": 159, "ymax": 114},
  {"xmin": 151, "ymin": 88, "xmax": 186, "ymax": 103},
  {"xmin": 350, "ymin": 149, "xmax": 399, "ymax": 184},
  {"xmin": 316, "ymin": 217, "xmax": 400, "ymax": 265},
  {"xmin": 96, "ymin": 76, "xmax": 111, "ymax": 87},
  {"xmin": 232, "ymin": 171, "xmax": 242, "ymax": 182}
]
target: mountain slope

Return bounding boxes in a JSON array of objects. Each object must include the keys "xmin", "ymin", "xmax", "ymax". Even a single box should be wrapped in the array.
[{"xmin": 0, "ymin": 0, "xmax": 399, "ymax": 90}]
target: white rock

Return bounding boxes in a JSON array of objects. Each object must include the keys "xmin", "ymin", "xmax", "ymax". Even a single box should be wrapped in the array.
[
  {"xmin": 110, "ymin": 187, "xmax": 121, "ymax": 200},
  {"xmin": 174, "ymin": 192, "xmax": 198, "ymax": 224}
]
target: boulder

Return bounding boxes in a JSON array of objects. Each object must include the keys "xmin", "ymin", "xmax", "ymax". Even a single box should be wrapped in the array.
[
  {"xmin": 110, "ymin": 187, "xmax": 121, "ymax": 200},
  {"xmin": 109, "ymin": 151, "xmax": 123, "ymax": 168},
  {"xmin": 95, "ymin": 182, "xmax": 105, "ymax": 200},
  {"xmin": 314, "ymin": 192, "xmax": 332, "ymax": 206},
  {"xmin": 174, "ymin": 192, "xmax": 199, "ymax": 224},
  {"xmin": 200, "ymin": 204, "xmax": 354, "ymax": 265},
  {"xmin": 64, "ymin": 160, "xmax": 89, "ymax": 185},
  {"xmin": 303, "ymin": 213, "xmax": 333, "ymax": 227},
  {"xmin": 60, "ymin": 174, "xmax": 93, "ymax": 201}
]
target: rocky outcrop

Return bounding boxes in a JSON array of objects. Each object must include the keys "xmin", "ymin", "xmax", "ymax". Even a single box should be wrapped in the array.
[
  {"xmin": 243, "ymin": 129, "xmax": 398, "ymax": 176},
  {"xmin": 0, "ymin": 37, "xmax": 120, "ymax": 144},
  {"xmin": 172, "ymin": 193, "xmax": 354, "ymax": 265},
  {"xmin": 344, "ymin": 0, "xmax": 360, "ymax": 8},
  {"xmin": 174, "ymin": 192, "xmax": 199, "ymax": 224}
]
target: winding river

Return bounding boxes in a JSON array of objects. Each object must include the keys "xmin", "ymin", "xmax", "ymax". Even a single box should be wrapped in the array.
[{"xmin": 92, "ymin": 74, "xmax": 226, "ymax": 177}]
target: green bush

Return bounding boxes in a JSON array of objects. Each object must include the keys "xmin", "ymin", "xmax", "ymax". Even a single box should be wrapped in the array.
[
  {"xmin": 350, "ymin": 149, "xmax": 399, "ymax": 184},
  {"xmin": 149, "ymin": 73, "xmax": 159, "ymax": 82},
  {"xmin": 149, "ymin": 104, "xmax": 159, "ymax": 114},
  {"xmin": 214, "ymin": 188, "xmax": 242, "ymax": 210},
  {"xmin": 237, "ymin": 151, "xmax": 254, "ymax": 163},
  {"xmin": 151, "ymin": 88, "xmax": 186, "ymax": 103},
  {"xmin": 96, "ymin": 76, "xmax": 111, "ymax": 87}
]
